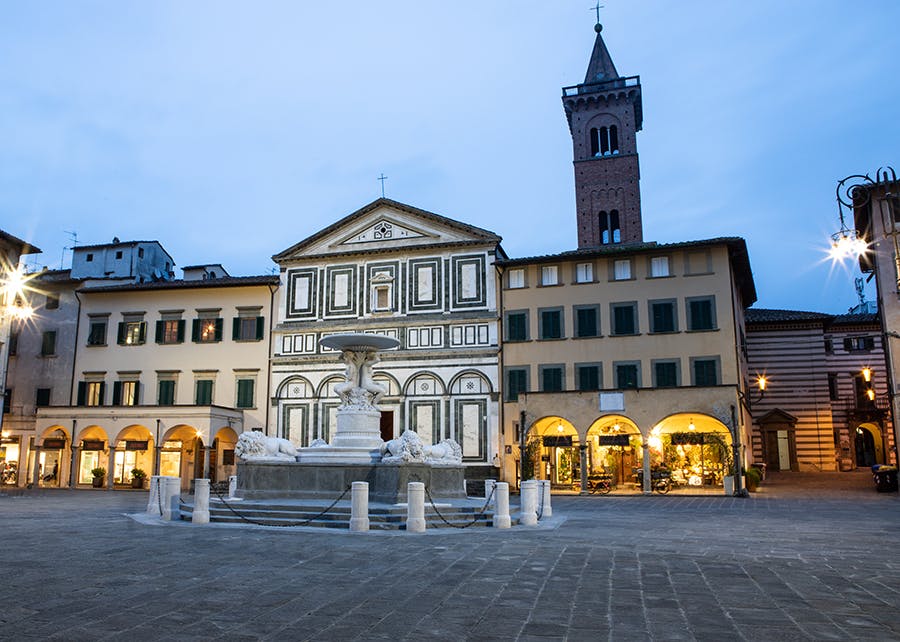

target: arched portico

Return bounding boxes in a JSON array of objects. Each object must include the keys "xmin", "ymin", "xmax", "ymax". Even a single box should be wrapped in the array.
[
  {"xmin": 212, "ymin": 426, "xmax": 240, "ymax": 482},
  {"xmin": 855, "ymin": 422, "xmax": 885, "ymax": 467},
  {"xmin": 160, "ymin": 424, "xmax": 203, "ymax": 490},
  {"xmin": 524, "ymin": 416, "xmax": 579, "ymax": 488},
  {"xmin": 111, "ymin": 424, "xmax": 154, "ymax": 488},
  {"xmin": 586, "ymin": 416, "xmax": 643, "ymax": 487},
  {"xmin": 648, "ymin": 413, "xmax": 733, "ymax": 488},
  {"xmin": 35, "ymin": 426, "xmax": 71, "ymax": 489},
  {"xmin": 73, "ymin": 425, "xmax": 110, "ymax": 487}
]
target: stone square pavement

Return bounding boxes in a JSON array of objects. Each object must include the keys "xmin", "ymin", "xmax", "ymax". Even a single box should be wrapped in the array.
[{"xmin": 2, "ymin": 471, "xmax": 900, "ymax": 641}]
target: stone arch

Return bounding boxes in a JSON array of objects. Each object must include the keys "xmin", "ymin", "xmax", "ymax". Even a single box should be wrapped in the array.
[
  {"xmin": 855, "ymin": 422, "xmax": 885, "ymax": 467},
  {"xmin": 648, "ymin": 412, "xmax": 733, "ymax": 487},
  {"xmin": 372, "ymin": 371, "xmax": 401, "ymax": 397},
  {"xmin": 448, "ymin": 370, "xmax": 493, "ymax": 395},
  {"xmin": 522, "ymin": 416, "xmax": 579, "ymax": 487},
  {"xmin": 159, "ymin": 424, "xmax": 203, "ymax": 490},
  {"xmin": 111, "ymin": 424, "xmax": 154, "ymax": 486},
  {"xmin": 36, "ymin": 426, "xmax": 71, "ymax": 489},
  {"xmin": 316, "ymin": 375, "xmax": 345, "ymax": 400},
  {"xmin": 404, "ymin": 372, "xmax": 447, "ymax": 396},
  {"xmin": 275, "ymin": 375, "xmax": 314, "ymax": 399},
  {"xmin": 586, "ymin": 415, "xmax": 643, "ymax": 486}
]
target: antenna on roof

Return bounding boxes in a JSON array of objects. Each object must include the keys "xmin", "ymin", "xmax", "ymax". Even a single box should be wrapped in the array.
[{"xmin": 61, "ymin": 230, "xmax": 78, "ymax": 270}]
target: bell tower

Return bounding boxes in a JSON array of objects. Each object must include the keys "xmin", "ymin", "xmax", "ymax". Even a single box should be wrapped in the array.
[{"xmin": 563, "ymin": 20, "xmax": 643, "ymax": 248}]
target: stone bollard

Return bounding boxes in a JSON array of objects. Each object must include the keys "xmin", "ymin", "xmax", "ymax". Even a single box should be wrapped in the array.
[
  {"xmin": 147, "ymin": 475, "xmax": 180, "ymax": 518},
  {"xmin": 228, "ymin": 475, "xmax": 238, "ymax": 499},
  {"xmin": 484, "ymin": 478, "xmax": 496, "ymax": 506},
  {"xmin": 519, "ymin": 480, "xmax": 538, "ymax": 526},
  {"xmin": 493, "ymin": 482, "xmax": 511, "ymax": 529},
  {"xmin": 538, "ymin": 479, "xmax": 552, "ymax": 518},
  {"xmin": 350, "ymin": 481, "xmax": 370, "ymax": 532},
  {"xmin": 192, "ymin": 479, "xmax": 210, "ymax": 525},
  {"xmin": 406, "ymin": 482, "xmax": 426, "ymax": 533}
]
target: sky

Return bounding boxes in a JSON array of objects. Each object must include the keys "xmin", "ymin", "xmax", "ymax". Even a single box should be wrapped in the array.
[{"xmin": 1, "ymin": 1, "xmax": 899, "ymax": 313}]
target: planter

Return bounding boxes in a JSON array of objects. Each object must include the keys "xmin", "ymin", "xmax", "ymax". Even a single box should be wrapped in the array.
[
  {"xmin": 723, "ymin": 475, "xmax": 734, "ymax": 496},
  {"xmin": 91, "ymin": 476, "xmax": 105, "ymax": 488},
  {"xmin": 131, "ymin": 477, "xmax": 145, "ymax": 489}
]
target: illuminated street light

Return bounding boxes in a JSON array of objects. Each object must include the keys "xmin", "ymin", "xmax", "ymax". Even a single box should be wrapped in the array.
[{"xmin": 829, "ymin": 174, "xmax": 878, "ymax": 262}]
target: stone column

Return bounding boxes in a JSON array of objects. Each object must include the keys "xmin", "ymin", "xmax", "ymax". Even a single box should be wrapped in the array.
[
  {"xmin": 192, "ymin": 478, "xmax": 210, "ymax": 524},
  {"xmin": 227, "ymin": 475, "xmax": 238, "ymax": 499},
  {"xmin": 579, "ymin": 444, "xmax": 589, "ymax": 495},
  {"xmin": 484, "ymin": 478, "xmax": 496, "ymax": 506},
  {"xmin": 31, "ymin": 445, "xmax": 41, "ymax": 488},
  {"xmin": 202, "ymin": 446, "xmax": 211, "ymax": 479},
  {"xmin": 107, "ymin": 446, "xmax": 117, "ymax": 490},
  {"xmin": 406, "ymin": 482, "xmax": 426, "ymax": 533},
  {"xmin": 69, "ymin": 445, "xmax": 80, "ymax": 488},
  {"xmin": 148, "ymin": 476, "xmax": 181, "ymax": 520},
  {"xmin": 350, "ymin": 481, "xmax": 369, "ymax": 532},
  {"xmin": 160, "ymin": 476, "xmax": 181, "ymax": 521},
  {"xmin": 538, "ymin": 479, "xmax": 552, "ymax": 518},
  {"xmin": 493, "ymin": 482, "xmax": 511, "ymax": 529},
  {"xmin": 519, "ymin": 480, "xmax": 538, "ymax": 526},
  {"xmin": 642, "ymin": 443, "xmax": 652, "ymax": 495}
]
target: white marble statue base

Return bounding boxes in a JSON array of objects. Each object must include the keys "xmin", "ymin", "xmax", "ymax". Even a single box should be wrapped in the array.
[
  {"xmin": 329, "ymin": 407, "xmax": 384, "ymax": 450},
  {"xmin": 296, "ymin": 445, "xmax": 382, "ymax": 464}
]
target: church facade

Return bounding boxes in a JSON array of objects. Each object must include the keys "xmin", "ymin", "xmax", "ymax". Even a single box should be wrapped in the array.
[{"xmin": 270, "ymin": 199, "xmax": 505, "ymax": 480}]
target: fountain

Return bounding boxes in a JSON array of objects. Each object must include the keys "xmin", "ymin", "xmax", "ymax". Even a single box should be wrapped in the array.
[{"xmin": 235, "ymin": 334, "xmax": 467, "ymax": 503}]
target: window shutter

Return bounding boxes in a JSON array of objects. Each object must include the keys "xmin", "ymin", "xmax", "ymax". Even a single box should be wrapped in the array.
[
  {"xmin": 843, "ymin": 338, "xmax": 853, "ymax": 351},
  {"xmin": 112, "ymin": 381, "xmax": 122, "ymax": 406},
  {"xmin": 866, "ymin": 337, "xmax": 875, "ymax": 350},
  {"xmin": 133, "ymin": 383, "xmax": 141, "ymax": 406},
  {"xmin": 98, "ymin": 382, "xmax": 106, "ymax": 406},
  {"xmin": 138, "ymin": 322, "xmax": 147, "ymax": 344},
  {"xmin": 232, "ymin": 318, "xmax": 241, "ymax": 340},
  {"xmin": 76, "ymin": 382, "xmax": 86, "ymax": 406},
  {"xmin": 155, "ymin": 320, "xmax": 164, "ymax": 343},
  {"xmin": 214, "ymin": 318, "xmax": 224, "ymax": 341},
  {"xmin": 117, "ymin": 322, "xmax": 126, "ymax": 345},
  {"xmin": 192, "ymin": 319, "xmax": 200, "ymax": 342},
  {"xmin": 177, "ymin": 320, "xmax": 185, "ymax": 343},
  {"xmin": 256, "ymin": 316, "xmax": 265, "ymax": 340}
]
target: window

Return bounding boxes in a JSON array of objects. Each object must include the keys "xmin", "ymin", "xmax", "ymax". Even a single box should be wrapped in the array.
[
  {"xmin": 156, "ymin": 319, "xmax": 185, "ymax": 344},
  {"xmin": 77, "ymin": 381, "xmax": 105, "ymax": 407},
  {"xmin": 575, "ymin": 263, "xmax": 593, "ymax": 283},
  {"xmin": 649, "ymin": 300, "xmax": 677, "ymax": 333},
  {"xmin": 598, "ymin": 211, "xmax": 621, "ymax": 245},
  {"xmin": 8, "ymin": 330, "xmax": 17, "ymax": 356},
  {"xmin": 86, "ymin": 253, "xmax": 94, "ymax": 262},
  {"xmin": 45, "ymin": 293, "xmax": 60, "ymax": 310},
  {"xmin": 41, "ymin": 331, "xmax": 57, "ymax": 356},
  {"xmin": 576, "ymin": 364, "xmax": 601, "ymax": 391},
  {"xmin": 195, "ymin": 380, "xmax": 214, "ymax": 405},
  {"xmin": 828, "ymin": 373, "xmax": 839, "ymax": 401},
  {"xmin": 505, "ymin": 311, "xmax": 528, "ymax": 342},
  {"xmin": 692, "ymin": 358, "xmax": 719, "ymax": 386},
  {"xmin": 233, "ymin": 316, "xmax": 265, "ymax": 342},
  {"xmin": 508, "ymin": 268, "xmax": 525, "ymax": 289},
  {"xmin": 844, "ymin": 337, "xmax": 875, "ymax": 352},
  {"xmin": 653, "ymin": 360, "xmax": 679, "ymax": 388},
  {"xmin": 650, "ymin": 256, "xmax": 670, "ymax": 278},
  {"xmin": 614, "ymin": 363, "xmax": 640, "ymax": 389},
  {"xmin": 115, "ymin": 250, "xmax": 123, "ymax": 260},
  {"xmin": 540, "ymin": 366, "xmax": 564, "ymax": 392},
  {"xmin": 2, "ymin": 389, "xmax": 10, "ymax": 414},
  {"xmin": 613, "ymin": 259, "xmax": 631, "ymax": 280},
  {"xmin": 687, "ymin": 297, "xmax": 716, "ymax": 331},
  {"xmin": 112, "ymin": 381, "xmax": 139, "ymax": 406},
  {"xmin": 138, "ymin": 247, "xmax": 144, "ymax": 259},
  {"xmin": 117, "ymin": 320, "xmax": 146, "ymax": 345},
  {"xmin": 824, "ymin": 338, "xmax": 834, "ymax": 354},
  {"xmin": 539, "ymin": 308, "xmax": 563, "ymax": 340},
  {"xmin": 158, "ymin": 380, "xmax": 176, "ymax": 405},
  {"xmin": 193, "ymin": 315, "xmax": 223, "ymax": 343},
  {"xmin": 88, "ymin": 320, "xmax": 108, "ymax": 346},
  {"xmin": 611, "ymin": 303, "xmax": 638, "ymax": 336},
  {"xmin": 236, "ymin": 379, "xmax": 255, "ymax": 408},
  {"xmin": 541, "ymin": 266, "xmax": 558, "ymax": 286},
  {"xmin": 505, "ymin": 368, "xmax": 528, "ymax": 402},
  {"xmin": 575, "ymin": 306, "xmax": 599, "ymax": 338},
  {"xmin": 35, "ymin": 388, "xmax": 51, "ymax": 407},
  {"xmin": 590, "ymin": 125, "xmax": 619, "ymax": 156}
]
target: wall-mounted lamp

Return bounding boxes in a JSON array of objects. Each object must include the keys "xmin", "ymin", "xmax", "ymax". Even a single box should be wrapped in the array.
[{"xmin": 862, "ymin": 367, "xmax": 873, "ymax": 383}]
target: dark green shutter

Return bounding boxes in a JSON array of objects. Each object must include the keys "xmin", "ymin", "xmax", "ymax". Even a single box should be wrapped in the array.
[
  {"xmin": 192, "ymin": 319, "xmax": 200, "ymax": 342},
  {"xmin": 98, "ymin": 382, "xmax": 106, "ymax": 406},
  {"xmin": 177, "ymin": 320, "xmax": 185, "ymax": 343},
  {"xmin": 237, "ymin": 380, "xmax": 254, "ymax": 408},
  {"xmin": 133, "ymin": 383, "xmax": 141, "ymax": 405},
  {"xmin": 155, "ymin": 320, "xmax": 164, "ymax": 343},
  {"xmin": 232, "ymin": 318, "xmax": 241, "ymax": 340},
  {"xmin": 112, "ymin": 381, "xmax": 122, "ymax": 406},
  {"xmin": 255, "ymin": 316, "xmax": 265, "ymax": 340},
  {"xmin": 138, "ymin": 322, "xmax": 146, "ymax": 344},
  {"xmin": 117, "ymin": 322, "xmax": 126, "ymax": 345},
  {"xmin": 76, "ymin": 382, "xmax": 86, "ymax": 406},
  {"xmin": 214, "ymin": 318, "xmax": 224, "ymax": 341}
]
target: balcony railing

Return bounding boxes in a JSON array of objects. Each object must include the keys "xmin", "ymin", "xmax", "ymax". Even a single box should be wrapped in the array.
[
  {"xmin": 562, "ymin": 75, "xmax": 641, "ymax": 97},
  {"xmin": 840, "ymin": 396, "xmax": 890, "ymax": 414}
]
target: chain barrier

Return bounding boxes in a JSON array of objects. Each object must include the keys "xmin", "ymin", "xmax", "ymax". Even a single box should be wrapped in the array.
[
  {"xmin": 156, "ymin": 476, "xmax": 164, "ymax": 517},
  {"xmin": 422, "ymin": 483, "xmax": 496, "ymax": 529},
  {"xmin": 208, "ymin": 484, "xmax": 352, "ymax": 528},
  {"xmin": 536, "ymin": 482, "xmax": 545, "ymax": 521}
]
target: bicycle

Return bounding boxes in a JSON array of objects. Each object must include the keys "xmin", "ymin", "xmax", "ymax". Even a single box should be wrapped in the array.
[{"xmin": 585, "ymin": 474, "xmax": 613, "ymax": 495}]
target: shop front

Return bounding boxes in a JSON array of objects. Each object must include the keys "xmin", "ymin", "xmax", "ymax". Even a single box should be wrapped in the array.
[
  {"xmin": 1, "ymin": 433, "xmax": 21, "ymax": 486},
  {"xmin": 586, "ymin": 416, "xmax": 643, "ymax": 489},
  {"xmin": 648, "ymin": 414, "xmax": 733, "ymax": 490}
]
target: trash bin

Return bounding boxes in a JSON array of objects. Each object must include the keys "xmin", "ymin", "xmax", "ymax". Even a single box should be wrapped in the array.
[
  {"xmin": 751, "ymin": 462, "xmax": 766, "ymax": 481},
  {"xmin": 874, "ymin": 466, "xmax": 898, "ymax": 493}
]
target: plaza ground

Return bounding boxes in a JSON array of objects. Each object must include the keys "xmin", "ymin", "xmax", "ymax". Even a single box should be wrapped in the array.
[{"xmin": 2, "ymin": 471, "xmax": 899, "ymax": 640}]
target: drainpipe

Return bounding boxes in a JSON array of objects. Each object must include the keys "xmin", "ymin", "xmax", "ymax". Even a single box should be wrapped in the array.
[
  {"xmin": 264, "ymin": 282, "xmax": 277, "ymax": 437},
  {"xmin": 69, "ymin": 291, "xmax": 83, "ymax": 405}
]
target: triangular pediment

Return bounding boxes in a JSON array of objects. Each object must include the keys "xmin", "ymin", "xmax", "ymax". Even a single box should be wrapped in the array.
[
  {"xmin": 273, "ymin": 198, "xmax": 501, "ymax": 262},
  {"xmin": 756, "ymin": 408, "xmax": 798, "ymax": 426}
]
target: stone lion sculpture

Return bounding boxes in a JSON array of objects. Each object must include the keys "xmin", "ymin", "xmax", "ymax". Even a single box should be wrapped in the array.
[
  {"xmin": 381, "ymin": 430, "xmax": 462, "ymax": 465},
  {"xmin": 235, "ymin": 431, "xmax": 298, "ymax": 461}
]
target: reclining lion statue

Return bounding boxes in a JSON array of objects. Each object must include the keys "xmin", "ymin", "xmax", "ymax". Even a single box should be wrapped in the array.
[
  {"xmin": 235, "ymin": 431, "xmax": 298, "ymax": 461},
  {"xmin": 381, "ymin": 430, "xmax": 462, "ymax": 465}
]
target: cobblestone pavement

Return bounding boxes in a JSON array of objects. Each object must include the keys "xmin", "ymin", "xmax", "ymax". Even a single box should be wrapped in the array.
[{"xmin": 2, "ymin": 471, "xmax": 900, "ymax": 641}]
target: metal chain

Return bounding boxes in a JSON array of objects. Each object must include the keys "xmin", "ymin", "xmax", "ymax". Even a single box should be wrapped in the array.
[
  {"xmin": 423, "ymin": 483, "xmax": 496, "ymax": 529},
  {"xmin": 156, "ymin": 476, "xmax": 164, "ymax": 517},
  {"xmin": 536, "ymin": 483, "xmax": 545, "ymax": 521},
  {"xmin": 208, "ymin": 484, "xmax": 352, "ymax": 528}
]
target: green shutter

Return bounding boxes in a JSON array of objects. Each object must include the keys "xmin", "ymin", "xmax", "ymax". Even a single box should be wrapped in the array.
[
  {"xmin": 117, "ymin": 322, "xmax": 126, "ymax": 345},
  {"xmin": 236, "ymin": 380, "xmax": 254, "ymax": 408},
  {"xmin": 98, "ymin": 382, "xmax": 106, "ymax": 406},
  {"xmin": 155, "ymin": 320, "xmax": 164, "ymax": 343},
  {"xmin": 112, "ymin": 381, "xmax": 122, "ymax": 406},
  {"xmin": 138, "ymin": 322, "xmax": 147, "ymax": 344},
  {"xmin": 177, "ymin": 320, "xmax": 185, "ymax": 343},
  {"xmin": 76, "ymin": 382, "xmax": 86, "ymax": 406},
  {"xmin": 214, "ymin": 318, "xmax": 224, "ymax": 342},
  {"xmin": 232, "ymin": 318, "xmax": 241, "ymax": 340},
  {"xmin": 196, "ymin": 380, "xmax": 213, "ymax": 405},
  {"xmin": 255, "ymin": 316, "xmax": 265, "ymax": 340},
  {"xmin": 192, "ymin": 319, "xmax": 200, "ymax": 342},
  {"xmin": 133, "ymin": 383, "xmax": 141, "ymax": 405}
]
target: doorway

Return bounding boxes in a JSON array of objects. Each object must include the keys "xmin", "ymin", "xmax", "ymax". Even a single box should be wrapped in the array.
[
  {"xmin": 380, "ymin": 411, "xmax": 394, "ymax": 442},
  {"xmin": 855, "ymin": 426, "xmax": 879, "ymax": 468}
]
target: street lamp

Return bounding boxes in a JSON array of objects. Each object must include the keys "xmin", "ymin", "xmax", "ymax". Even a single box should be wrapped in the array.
[{"xmin": 829, "ymin": 175, "xmax": 874, "ymax": 261}]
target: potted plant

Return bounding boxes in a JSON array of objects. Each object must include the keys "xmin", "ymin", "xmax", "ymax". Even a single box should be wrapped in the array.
[
  {"xmin": 91, "ymin": 467, "xmax": 106, "ymax": 488},
  {"xmin": 744, "ymin": 466, "xmax": 762, "ymax": 492},
  {"xmin": 131, "ymin": 468, "xmax": 147, "ymax": 489}
]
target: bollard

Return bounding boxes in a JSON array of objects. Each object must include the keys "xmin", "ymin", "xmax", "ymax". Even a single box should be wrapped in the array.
[
  {"xmin": 147, "ymin": 475, "xmax": 180, "ymax": 517},
  {"xmin": 160, "ymin": 477, "xmax": 182, "ymax": 521},
  {"xmin": 228, "ymin": 475, "xmax": 238, "ymax": 499},
  {"xmin": 192, "ymin": 479, "xmax": 210, "ymax": 525},
  {"xmin": 484, "ymin": 478, "xmax": 496, "ymax": 506},
  {"xmin": 493, "ymin": 482, "xmax": 511, "ymax": 528},
  {"xmin": 406, "ymin": 482, "xmax": 426, "ymax": 533},
  {"xmin": 538, "ymin": 479, "xmax": 552, "ymax": 518},
  {"xmin": 350, "ymin": 481, "xmax": 370, "ymax": 532},
  {"xmin": 519, "ymin": 480, "xmax": 538, "ymax": 526}
]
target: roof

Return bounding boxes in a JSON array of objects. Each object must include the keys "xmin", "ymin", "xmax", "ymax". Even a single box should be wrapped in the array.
[
  {"xmin": 745, "ymin": 309, "xmax": 832, "ymax": 324},
  {"xmin": 0, "ymin": 229, "xmax": 41, "ymax": 255},
  {"xmin": 830, "ymin": 312, "xmax": 879, "ymax": 325},
  {"xmin": 583, "ymin": 24, "xmax": 620, "ymax": 85},
  {"xmin": 79, "ymin": 275, "xmax": 279, "ymax": 294},
  {"xmin": 272, "ymin": 198, "xmax": 502, "ymax": 262}
]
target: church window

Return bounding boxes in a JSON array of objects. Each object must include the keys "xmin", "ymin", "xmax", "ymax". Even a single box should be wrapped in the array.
[
  {"xmin": 590, "ymin": 128, "xmax": 599, "ymax": 157},
  {"xmin": 609, "ymin": 126, "xmax": 619, "ymax": 153},
  {"xmin": 599, "ymin": 212, "xmax": 610, "ymax": 244},
  {"xmin": 370, "ymin": 271, "xmax": 394, "ymax": 312},
  {"xmin": 590, "ymin": 126, "xmax": 620, "ymax": 157},
  {"xmin": 610, "ymin": 210, "xmax": 621, "ymax": 243}
]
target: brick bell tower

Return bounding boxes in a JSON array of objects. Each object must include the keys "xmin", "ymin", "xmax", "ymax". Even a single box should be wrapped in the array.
[{"xmin": 563, "ymin": 20, "xmax": 644, "ymax": 248}]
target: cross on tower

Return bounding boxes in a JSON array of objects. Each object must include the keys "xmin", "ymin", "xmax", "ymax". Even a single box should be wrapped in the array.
[
  {"xmin": 377, "ymin": 173, "xmax": 388, "ymax": 198},
  {"xmin": 591, "ymin": 2, "xmax": 604, "ymax": 25}
]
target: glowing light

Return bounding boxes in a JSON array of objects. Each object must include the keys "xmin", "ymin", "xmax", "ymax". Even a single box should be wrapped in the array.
[
  {"xmin": 556, "ymin": 422, "xmax": 564, "ymax": 433},
  {"xmin": 647, "ymin": 435, "xmax": 662, "ymax": 450},
  {"xmin": 688, "ymin": 418, "xmax": 696, "ymax": 431},
  {"xmin": 829, "ymin": 232, "xmax": 868, "ymax": 262},
  {"xmin": 757, "ymin": 376, "xmax": 768, "ymax": 391},
  {"xmin": 862, "ymin": 367, "xmax": 872, "ymax": 383},
  {"xmin": 613, "ymin": 423, "xmax": 620, "ymax": 432},
  {"xmin": 866, "ymin": 388, "xmax": 876, "ymax": 402}
]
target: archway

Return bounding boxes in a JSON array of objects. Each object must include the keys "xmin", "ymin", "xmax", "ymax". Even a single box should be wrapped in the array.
[
  {"xmin": 213, "ymin": 426, "xmax": 240, "ymax": 482},
  {"xmin": 855, "ymin": 423, "xmax": 884, "ymax": 467},
  {"xmin": 527, "ymin": 416, "xmax": 579, "ymax": 488},
  {"xmin": 649, "ymin": 413, "xmax": 732, "ymax": 488},
  {"xmin": 161, "ymin": 424, "xmax": 202, "ymax": 490},
  {"xmin": 586, "ymin": 416, "xmax": 642, "ymax": 487},
  {"xmin": 36, "ymin": 426, "xmax": 71, "ymax": 488},
  {"xmin": 112, "ymin": 425, "xmax": 154, "ymax": 487},
  {"xmin": 74, "ymin": 425, "xmax": 110, "ymax": 487}
]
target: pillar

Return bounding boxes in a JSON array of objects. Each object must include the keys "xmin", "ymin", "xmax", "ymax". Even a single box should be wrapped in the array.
[
  {"xmin": 642, "ymin": 443, "xmax": 652, "ymax": 495},
  {"xmin": 519, "ymin": 479, "xmax": 538, "ymax": 526},
  {"xmin": 192, "ymin": 478, "xmax": 210, "ymax": 524},
  {"xmin": 148, "ymin": 475, "xmax": 181, "ymax": 520},
  {"xmin": 202, "ymin": 446, "xmax": 211, "ymax": 480},
  {"xmin": 493, "ymin": 482, "xmax": 511, "ymax": 529},
  {"xmin": 350, "ymin": 481, "xmax": 369, "ymax": 532},
  {"xmin": 227, "ymin": 475, "xmax": 238, "ymax": 499},
  {"xmin": 107, "ymin": 446, "xmax": 117, "ymax": 490},
  {"xmin": 406, "ymin": 482, "xmax": 426, "ymax": 533},
  {"xmin": 31, "ymin": 446, "xmax": 41, "ymax": 488},
  {"xmin": 538, "ymin": 479, "xmax": 552, "ymax": 518},
  {"xmin": 69, "ymin": 446, "xmax": 80, "ymax": 488},
  {"xmin": 484, "ymin": 478, "xmax": 496, "ymax": 506},
  {"xmin": 579, "ymin": 444, "xmax": 588, "ymax": 494}
]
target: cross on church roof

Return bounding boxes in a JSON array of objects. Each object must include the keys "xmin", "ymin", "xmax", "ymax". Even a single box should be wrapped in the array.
[
  {"xmin": 377, "ymin": 173, "xmax": 388, "ymax": 198},
  {"xmin": 591, "ymin": 2, "xmax": 604, "ymax": 26}
]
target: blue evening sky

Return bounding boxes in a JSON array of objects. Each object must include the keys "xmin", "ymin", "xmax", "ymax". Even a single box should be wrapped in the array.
[{"xmin": 1, "ymin": 1, "xmax": 898, "ymax": 313}]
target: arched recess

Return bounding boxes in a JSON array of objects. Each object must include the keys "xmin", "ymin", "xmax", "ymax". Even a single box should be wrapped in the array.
[
  {"xmin": 160, "ymin": 424, "xmax": 202, "ymax": 490},
  {"xmin": 73, "ymin": 425, "xmax": 110, "ymax": 487},
  {"xmin": 276, "ymin": 376, "xmax": 314, "ymax": 447},
  {"xmin": 524, "ymin": 416, "xmax": 579, "ymax": 487},
  {"xmin": 275, "ymin": 376, "xmax": 314, "ymax": 400},
  {"xmin": 317, "ymin": 376, "xmax": 346, "ymax": 443},
  {"xmin": 111, "ymin": 424, "xmax": 154, "ymax": 486},
  {"xmin": 213, "ymin": 426, "xmax": 240, "ymax": 481},
  {"xmin": 36, "ymin": 425, "xmax": 70, "ymax": 488},
  {"xmin": 449, "ymin": 370, "xmax": 493, "ymax": 395},
  {"xmin": 648, "ymin": 413, "xmax": 732, "ymax": 487},
  {"xmin": 403, "ymin": 372, "xmax": 447, "ymax": 397},
  {"xmin": 855, "ymin": 422, "xmax": 885, "ymax": 467},
  {"xmin": 372, "ymin": 372, "xmax": 401, "ymax": 398},
  {"xmin": 586, "ymin": 415, "xmax": 643, "ymax": 486},
  {"xmin": 448, "ymin": 371, "xmax": 493, "ymax": 463},
  {"xmin": 405, "ymin": 373, "xmax": 447, "ymax": 446}
]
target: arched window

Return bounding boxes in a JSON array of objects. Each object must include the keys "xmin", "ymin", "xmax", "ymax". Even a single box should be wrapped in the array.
[
  {"xmin": 609, "ymin": 126, "xmax": 619, "ymax": 153},
  {"xmin": 610, "ymin": 210, "xmax": 621, "ymax": 243},
  {"xmin": 590, "ymin": 128, "xmax": 599, "ymax": 157},
  {"xmin": 600, "ymin": 127, "xmax": 610, "ymax": 155},
  {"xmin": 598, "ymin": 211, "xmax": 609, "ymax": 244}
]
